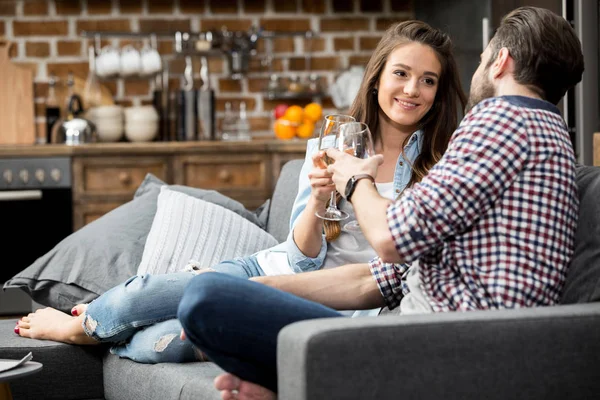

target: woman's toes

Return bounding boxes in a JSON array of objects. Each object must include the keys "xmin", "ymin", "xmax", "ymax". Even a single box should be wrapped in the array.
[{"xmin": 71, "ymin": 304, "xmax": 88, "ymax": 316}]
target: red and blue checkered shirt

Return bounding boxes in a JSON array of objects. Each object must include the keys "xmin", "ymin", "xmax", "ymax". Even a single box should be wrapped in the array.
[{"xmin": 369, "ymin": 96, "xmax": 578, "ymax": 312}]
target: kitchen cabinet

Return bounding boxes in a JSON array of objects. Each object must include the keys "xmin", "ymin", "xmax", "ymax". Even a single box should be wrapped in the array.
[
  {"xmin": 70, "ymin": 141, "xmax": 306, "ymax": 230},
  {"xmin": 0, "ymin": 140, "xmax": 307, "ymax": 231}
]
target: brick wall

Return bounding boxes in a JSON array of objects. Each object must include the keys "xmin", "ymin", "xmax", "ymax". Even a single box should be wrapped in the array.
[{"xmin": 0, "ymin": 0, "xmax": 414, "ymax": 140}]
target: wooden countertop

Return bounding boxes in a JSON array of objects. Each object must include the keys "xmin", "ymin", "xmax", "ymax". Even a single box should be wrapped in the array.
[{"xmin": 0, "ymin": 139, "xmax": 309, "ymax": 157}]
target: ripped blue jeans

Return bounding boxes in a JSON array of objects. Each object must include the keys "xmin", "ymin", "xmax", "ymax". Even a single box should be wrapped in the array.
[{"xmin": 82, "ymin": 256, "xmax": 264, "ymax": 364}]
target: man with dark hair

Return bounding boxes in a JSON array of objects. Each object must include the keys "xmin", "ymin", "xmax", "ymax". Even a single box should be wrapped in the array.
[{"xmin": 177, "ymin": 7, "xmax": 585, "ymax": 399}]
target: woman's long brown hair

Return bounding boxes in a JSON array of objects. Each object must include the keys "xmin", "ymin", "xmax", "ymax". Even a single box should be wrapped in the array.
[{"xmin": 324, "ymin": 20, "xmax": 467, "ymax": 241}]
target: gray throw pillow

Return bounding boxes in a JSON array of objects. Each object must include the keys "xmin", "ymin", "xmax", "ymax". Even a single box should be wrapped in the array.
[
  {"xmin": 3, "ymin": 173, "xmax": 267, "ymax": 312},
  {"xmin": 560, "ymin": 165, "xmax": 600, "ymax": 304}
]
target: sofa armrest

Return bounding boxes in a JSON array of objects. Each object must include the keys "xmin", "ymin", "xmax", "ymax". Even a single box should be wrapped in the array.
[{"xmin": 277, "ymin": 303, "xmax": 600, "ymax": 400}]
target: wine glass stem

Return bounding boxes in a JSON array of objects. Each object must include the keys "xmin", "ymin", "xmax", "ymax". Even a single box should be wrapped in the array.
[{"xmin": 328, "ymin": 191, "xmax": 337, "ymax": 211}]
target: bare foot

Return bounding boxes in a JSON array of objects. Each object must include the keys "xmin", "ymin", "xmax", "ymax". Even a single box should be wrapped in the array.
[
  {"xmin": 214, "ymin": 373, "xmax": 276, "ymax": 400},
  {"xmin": 16, "ymin": 307, "xmax": 98, "ymax": 345},
  {"xmin": 70, "ymin": 303, "xmax": 88, "ymax": 316}
]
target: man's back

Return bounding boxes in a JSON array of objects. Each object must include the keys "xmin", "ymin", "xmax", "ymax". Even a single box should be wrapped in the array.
[{"xmin": 387, "ymin": 95, "xmax": 578, "ymax": 312}]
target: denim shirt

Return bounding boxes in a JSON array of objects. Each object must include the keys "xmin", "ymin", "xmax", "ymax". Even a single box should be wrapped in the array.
[{"xmin": 281, "ymin": 131, "xmax": 423, "ymax": 273}]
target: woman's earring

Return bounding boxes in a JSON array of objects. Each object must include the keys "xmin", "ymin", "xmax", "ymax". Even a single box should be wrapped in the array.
[{"xmin": 372, "ymin": 88, "xmax": 378, "ymax": 96}]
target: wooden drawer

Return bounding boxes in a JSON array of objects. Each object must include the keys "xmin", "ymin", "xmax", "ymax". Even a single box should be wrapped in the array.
[
  {"xmin": 73, "ymin": 156, "xmax": 169, "ymax": 201},
  {"xmin": 73, "ymin": 202, "xmax": 122, "ymax": 231},
  {"xmin": 173, "ymin": 153, "xmax": 269, "ymax": 194}
]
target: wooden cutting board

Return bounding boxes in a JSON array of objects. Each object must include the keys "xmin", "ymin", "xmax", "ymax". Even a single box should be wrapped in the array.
[{"xmin": 0, "ymin": 41, "xmax": 36, "ymax": 145}]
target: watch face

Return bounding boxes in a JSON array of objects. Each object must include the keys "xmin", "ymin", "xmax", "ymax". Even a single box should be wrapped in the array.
[{"xmin": 344, "ymin": 177, "xmax": 355, "ymax": 199}]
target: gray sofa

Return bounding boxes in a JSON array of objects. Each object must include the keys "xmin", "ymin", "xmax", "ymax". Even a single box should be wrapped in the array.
[{"xmin": 2, "ymin": 161, "xmax": 600, "ymax": 400}]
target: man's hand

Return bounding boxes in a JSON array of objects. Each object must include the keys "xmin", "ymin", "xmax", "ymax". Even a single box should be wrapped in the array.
[{"xmin": 325, "ymin": 148, "xmax": 384, "ymax": 195}]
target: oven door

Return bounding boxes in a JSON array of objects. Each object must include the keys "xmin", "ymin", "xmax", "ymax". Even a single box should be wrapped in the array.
[{"xmin": 0, "ymin": 188, "xmax": 73, "ymax": 315}]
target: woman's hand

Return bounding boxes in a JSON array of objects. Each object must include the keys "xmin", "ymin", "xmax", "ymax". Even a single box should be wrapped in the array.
[{"xmin": 308, "ymin": 151, "xmax": 336, "ymax": 203}]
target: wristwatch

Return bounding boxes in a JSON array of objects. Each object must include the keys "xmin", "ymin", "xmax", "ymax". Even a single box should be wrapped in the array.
[{"xmin": 344, "ymin": 174, "xmax": 375, "ymax": 203}]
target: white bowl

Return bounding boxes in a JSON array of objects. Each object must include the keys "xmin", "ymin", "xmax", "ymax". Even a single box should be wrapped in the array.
[
  {"xmin": 125, "ymin": 122, "xmax": 158, "ymax": 142},
  {"xmin": 96, "ymin": 124, "xmax": 124, "ymax": 142},
  {"xmin": 124, "ymin": 106, "xmax": 159, "ymax": 123},
  {"xmin": 92, "ymin": 105, "xmax": 123, "ymax": 119}
]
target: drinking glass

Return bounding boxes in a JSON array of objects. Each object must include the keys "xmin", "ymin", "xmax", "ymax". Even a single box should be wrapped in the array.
[
  {"xmin": 337, "ymin": 122, "xmax": 375, "ymax": 232},
  {"xmin": 315, "ymin": 114, "xmax": 356, "ymax": 221}
]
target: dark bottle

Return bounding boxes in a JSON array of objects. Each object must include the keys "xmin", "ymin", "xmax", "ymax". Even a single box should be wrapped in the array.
[{"xmin": 45, "ymin": 74, "xmax": 61, "ymax": 144}]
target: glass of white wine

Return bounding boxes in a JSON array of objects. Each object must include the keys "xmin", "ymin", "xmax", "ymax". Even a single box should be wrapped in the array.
[
  {"xmin": 315, "ymin": 114, "xmax": 356, "ymax": 221},
  {"xmin": 337, "ymin": 122, "xmax": 375, "ymax": 232}
]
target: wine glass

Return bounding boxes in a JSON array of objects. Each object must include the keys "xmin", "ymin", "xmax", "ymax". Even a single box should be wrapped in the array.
[
  {"xmin": 315, "ymin": 114, "xmax": 356, "ymax": 221},
  {"xmin": 337, "ymin": 122, "xmax": 375, "ymax": 232}
]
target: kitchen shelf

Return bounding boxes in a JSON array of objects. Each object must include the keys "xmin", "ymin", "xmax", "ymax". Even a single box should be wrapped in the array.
[{"xmin": 264, "ymin": 91, "xmax": 326, "ymax": 101}]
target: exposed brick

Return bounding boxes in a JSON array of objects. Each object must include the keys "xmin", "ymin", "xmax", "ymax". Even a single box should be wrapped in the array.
[
  {"xmin": 34, "ymin": 82, "xmax": 49, "ymax": 98},
  {"xmin": 349, "ymin": 55, "xmax": 371, "ymax": 67},
  {"xmin": 200, "ymin": 19, "xmax": 254, "ymax": 32},
  {"xmin": 36, "ymin": 121, "xmax": 46, "ymax": 142},
  {"xmin": 209, "ymin": 0, "xmax": 238, "ymax": 13},
  {"xmin": 8, "ymin": 43, "xmax": 18, "ymax": 58},
  {"xmin": 360, "ymin": 36, "xmax": 381, "ymax": 51},
  {"xmin": 115, "ymin": 99, "xmax": 133, "ymax": 107},
  {"xmin": 216, "ymin": 98, "xmax": 256, "ymax": 112},
  {"xmin": 304, "ymin": 37, "xmax": 325, "ymax": 52},
  {"xmin": 57, "ymin": 41, "xmax": 82, "ymax": 56},
  {"xmin": 0, "ymin": 2, "xmax": 16, "ymax": 15},
  {"xmin": 248, "ymin": 57, "xmax": 283, "ymax": 73},
  {"xmin": 77, "ymin": 20, "xmax": 131, "ymax": 34},
  {"xmin": 55, "ymin": 0, "xmax": 81, "ymax": 15},
  {"xmin": 256, "ymin": 37, "xmax": 295, "ymax": 53},
  {"xmin": 334, "ymin": 37, "xmax": 354, "ymax": 51},
  {"xmin": 208, "ymin": 58, "xmax": 224, "ymax": 74},
  {"xmin": 13, "ymin": 21, "xmax": 69, "ymax": 36},
  {"xmin": 376, "ymin": 17, "xmax": 409, "ymax": 31},
  {"xmin": 320, "ymin": 18, "xmax": 369, "ymax": 32},
  {"xmin": 119, "ymin": 0, "xmax": 143, "ymax": 14},
  {"xmin": 302, "ymin": 0, "xmax": 325, "ymax": 13},
  {"xmin": 35, "ymin": 102, "xmax": 45, "ymax": 117},
  {"xmin": 360, "ymin": 0, "xmax": 382, "ymax": 12},
  {"xmin": 244, "ymin": 0, "xmax": 266, "ymax": 13},
  {"xmin": 289, "ymin": 56, "xmax": 339, "ymax": 71},
  {"xmin": 124, "ymin": 80, "xmax": 150, "ymax": 96},
  {"xmin": 390, "ymin": 0, "xmax": 413, "ymax": 12},
  {"xmin": 23, "ymin": 0, "xmax": 47, "ymax": 15},
  {"xmin": 103, "ymin": 81, "xmax": 118, "ymax": 95},
  {"xmin": 249, "ymin": 116, "xmax": 272, "ymax": 131},
  {"xmin": 47, "ymin": 62, "xmax": 89, "ymax": 80},
  {"xmin": 180, "ymin": 0, "xmax": 205, "ymax": 13},
  {"xmin": 87, "ymin": 2, "xmax": 113, "ymax": 14},
  {"xmin": 157, "ymin": 40, "xmax": 173, "ymax": 55},
  {"xmin": 273, "ymin": 1, "xmax": 297, "ymax": 13},
  {"xmin": 332, "ymin": 0, "xmax": 353, "ymax": 13},
  {"xmin": 139, "ymin": 19, "xmax": 191, "ymax": 33},
  {"xmin": 219, "ymin": 78, "xmax": 242, "ymax": 92},
  {"xmin": 263, "ymin": 98, "xmax": 312, "ymax": 110},
  {"xmin": 148, "ymin": 0, "xmax": 175, "ymax": 14},
  {"xmin": 260, "ymin": 18, "xmax": 310, "ymax": 32},
  {"xmin": 247, "ymin": 77, "xmax": 268, "ymax": 93},
  {"xmin": 0, "ymin": 21, "xmax": 5, "ymax": 37},
  {"xmin": 26, "ymin": 42, "xmax": 50, "ymax": 57}
]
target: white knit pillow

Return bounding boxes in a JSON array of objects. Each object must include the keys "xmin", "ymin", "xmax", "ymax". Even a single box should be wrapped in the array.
[{"xmin": 137, "ymin": 186, "xmax": 278, "ymax": 275}]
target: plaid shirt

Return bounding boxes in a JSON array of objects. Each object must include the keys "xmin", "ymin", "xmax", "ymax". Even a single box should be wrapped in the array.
[{"xmin": 369, "ymin": 96, "xmax": 578, "ymax": 312}]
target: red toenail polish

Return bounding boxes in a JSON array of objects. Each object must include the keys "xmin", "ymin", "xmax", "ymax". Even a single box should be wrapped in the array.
[
  {"xmin": 14, "ymin": 326, "xmax": 19, "ymax": 334},
  {"xmin": 71, "ymin": 308, "xmax": 78, "ymax": 316}
]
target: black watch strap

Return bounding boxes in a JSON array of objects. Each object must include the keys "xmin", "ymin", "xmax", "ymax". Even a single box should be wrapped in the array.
[{"xmin": 345, "ymin": 174, "xmax": 375, "ymax": 203}]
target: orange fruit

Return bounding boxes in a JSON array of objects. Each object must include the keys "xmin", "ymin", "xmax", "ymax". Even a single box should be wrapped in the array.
[
  {"xmin": 296, "ymin": 121, "xmax": 315, "ymax": 139},
  {"xmin": 274, "ymin": 119, "xmax": 297, "ymax": 140},
  {"xmin": 304, "ymin": 102, "xmax": 323, "ymax": 122},
  {"xmin": 283, "ymin": 105, "xmax": 304, "ymax": 123}
]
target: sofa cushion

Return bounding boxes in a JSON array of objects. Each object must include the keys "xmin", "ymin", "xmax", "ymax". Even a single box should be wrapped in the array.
[
  {"xmin": 0, "ymin": 319, "xmax": 105, "ymax": 400},
  {"xmin": 103, "ymin": 353, "xmax": 222, "ymax": 400},
  {"xmin": 4, "ymin": 173, "xmax": 264, "ymax": 313},
  {"xmin": 267, "ymin": 159, "xmax": 303, "ymax": 242},
  {"xmin": 137, "ymin": 187, "xmax": 278, "ymax": 275},
  {"xmin": 560, "ymin": 165, "xmax": 600, "ymax": 303}
]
